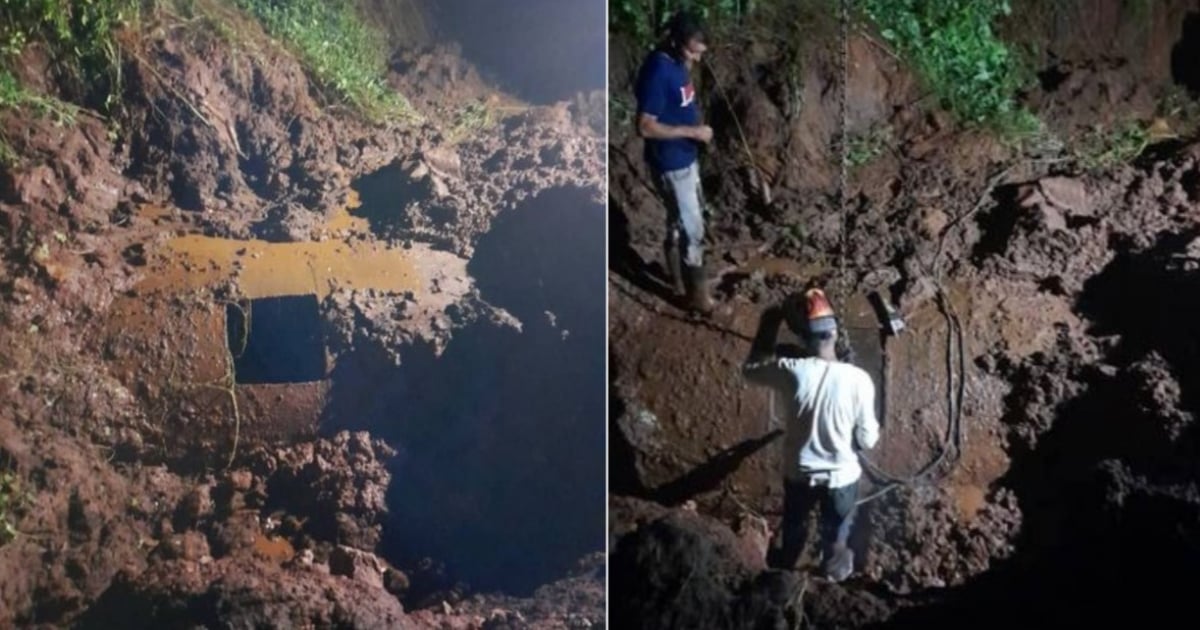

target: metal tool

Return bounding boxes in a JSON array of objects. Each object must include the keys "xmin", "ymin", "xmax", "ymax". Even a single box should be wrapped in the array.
[{"xmin": 868, "ymin": 290, "xmax": 905, "ymax": 336}]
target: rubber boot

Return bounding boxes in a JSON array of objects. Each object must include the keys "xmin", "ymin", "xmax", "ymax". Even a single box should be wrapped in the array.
[
  {"xmin": 684, "ymin": 265, "xmax": 714, "ymax": 315},
  {"xmin": 663, "ymin": 241, "xmax": 685, "ymax": 296},
  {"xmin": 824, "ymin": 543, "xmax": 854, "ymax": 583}
]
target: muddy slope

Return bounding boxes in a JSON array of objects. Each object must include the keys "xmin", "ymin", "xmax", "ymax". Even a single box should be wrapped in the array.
[
  {"xmin": 609, "ymin": 0, "xmax": 1200, "ymax": 626},
  {"xmin": 0, "ymin": 2, "xmax": 603, "ymax": 628}
]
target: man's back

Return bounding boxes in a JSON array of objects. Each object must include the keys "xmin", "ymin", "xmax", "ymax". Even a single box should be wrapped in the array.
[{"xmin": 771, "ymin": 357, "xmax": 878, "ymax": 487}]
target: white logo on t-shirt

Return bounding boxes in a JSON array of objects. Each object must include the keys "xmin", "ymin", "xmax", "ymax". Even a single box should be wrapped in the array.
[{"xmin": 680, "ymin": 84, "xmax": 695, "ymax": 107}]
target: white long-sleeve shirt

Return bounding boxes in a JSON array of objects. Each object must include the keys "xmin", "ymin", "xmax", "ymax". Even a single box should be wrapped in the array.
[{"xmin": 744, "ymin": 357, "xmax": 880, "ymax": 488}]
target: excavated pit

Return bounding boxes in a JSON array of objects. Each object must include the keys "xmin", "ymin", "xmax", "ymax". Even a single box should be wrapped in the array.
[
  {"xmin": 325, "ymin": 186, "xmax": 606, "ymax": 599},
  {"xmin": 885, "ymin": 230, "xmax": 1200, "ymax": 627},
  {"xmin": 608, "ymin": 0, "xmax": 1200, "ymax": 625},
  {"xmin": 227, "ymin": 295, "xmax": 326, "ymax": 384}
]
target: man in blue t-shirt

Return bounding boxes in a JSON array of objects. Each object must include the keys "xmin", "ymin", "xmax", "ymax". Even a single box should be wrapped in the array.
[{"xmin": 635, "ymin": 11, "xmax": 714, "ymax": 314}]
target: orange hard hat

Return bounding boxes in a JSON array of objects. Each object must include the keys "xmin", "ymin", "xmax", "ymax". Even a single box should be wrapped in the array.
[
  {"xmin": 783, "ymin": 288, "xmax": 837, "ymax": 336},
  {"xmin": 803, "ymin": 288, "xmax": 837, "ymax": 335}
]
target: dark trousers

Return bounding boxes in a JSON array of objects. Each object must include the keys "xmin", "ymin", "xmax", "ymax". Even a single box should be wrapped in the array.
[{"xmin": 775, "ymin": 477, "xmax": 858, "ymax": 570}]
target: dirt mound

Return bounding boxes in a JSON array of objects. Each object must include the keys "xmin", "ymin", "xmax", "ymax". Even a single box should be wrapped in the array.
[
  {"xmin": 254, "ymin": 431, "xmax": 395, "ymax": 551},
  {"xmin": 120, "ymin": 20, "xmax": 416, "ymax": 240},
  {"xmin": 610, "ymin": 509, "xmax": 800, "ymax": 629},
  {"xmin": 81, "ymin": 557, "xmax": 410, "ymax": 629}
]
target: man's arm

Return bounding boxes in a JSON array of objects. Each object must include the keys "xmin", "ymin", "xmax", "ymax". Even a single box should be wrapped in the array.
[
  {"xmin": 742, "ymin": 306, "xmax": 788, "ymax": 386},
  {"xmin": 855, "ymin": 374, "xmax": 881, "ymax": 450},
  {"xmin": 634, "ymin": 58, "xmax": 712, "ymax": 144},
  {"xmin": 637, "ymin": 113, "xmax": 713, "ymax": 143}
]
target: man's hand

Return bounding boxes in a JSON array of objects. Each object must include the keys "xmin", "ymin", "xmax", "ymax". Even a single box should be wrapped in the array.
[
  {"xmin": 747, "ymin": 305, "xmax": 785, "ymax": 363},
  {"xmin": 690, "ymin": 125, "xmax": 714, "ymax": 144},
  {"xmin": 781, "ymin": 292, "xmax": 807, "ymax": 337}
]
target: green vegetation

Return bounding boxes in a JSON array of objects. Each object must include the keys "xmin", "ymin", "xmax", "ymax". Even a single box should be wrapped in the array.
[
  {"xmin": 610, "ymin": 0, "xmax": 756, "ymax": 51},
  {"xmin": 861, "ymin": 0, "xmax": 1035, "ymax": 131},
  {"xmin": 845, "ymin": 123, "xmax": 892, "ymax": 167},
  {"xmin": 0, "ymin": 70, "xmax": 79, "ymax": 124},
  {"xmin": 0, "ymin": 468, "xmax": 30, "ymax": 545},
  {"xmin": 446, "ymin": 98, "xmax": 494, "ymax": 144},
  {"xmin": 0, "ymin": 0, "xmax": 141, "ymax": 160},
  {"xmin": 1072, "ymin": 120, "xmax": 1150, "ymax": 171},
  {"xmin": 1158, "ymin": 85, "xmax": 1200, "ymax": 128},
  {"xmin": 0, "ymin": 0, "xmax": 414, "ymax": 161},
  {"xmin": 0, "ymin": 69, "xmax": 81, "ymax": 164},
  {"xmin": 0, "ymin": 0, "xmax": 141, "ymax": 112},
  {"xmin": 609, "ymin": 93, "xmax": 635, "ymax": 138},
  {"xmin": 232, "ymin": 0, "xmax": 413, "ymax": 121}
]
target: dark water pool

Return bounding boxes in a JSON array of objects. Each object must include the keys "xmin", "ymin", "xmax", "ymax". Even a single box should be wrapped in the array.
[{"xmin": 325, "ymin": 186, "xmax": 605, "ymax": 596}]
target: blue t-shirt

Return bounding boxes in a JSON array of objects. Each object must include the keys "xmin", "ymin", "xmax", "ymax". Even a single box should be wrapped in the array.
[{"xmin": 635, "ymin": 51, "xmax": 699, "ymax": 173}]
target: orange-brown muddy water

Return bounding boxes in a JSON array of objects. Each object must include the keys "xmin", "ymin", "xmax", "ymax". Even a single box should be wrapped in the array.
[{"xmin": 131, "ymin": 196, "xmax": 463, "ymax": 300}]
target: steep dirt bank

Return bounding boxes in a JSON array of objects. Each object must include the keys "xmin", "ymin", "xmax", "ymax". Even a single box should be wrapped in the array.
[
  {"xmin": 609, "ymin": 0, "xmax": 1200, "ymax": 626},
  {"xmin": 0, "ymin": 2, "xmax": 603, "ymax": 628}
]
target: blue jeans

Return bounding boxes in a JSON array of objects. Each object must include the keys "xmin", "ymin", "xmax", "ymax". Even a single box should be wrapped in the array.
[
  {"xmin": 653, "ymin": 162, "xmax": 706, "ymax": 268},
  {"xmin": 776, "ymin": 477, "xmax": 858, "ymax": 570}
]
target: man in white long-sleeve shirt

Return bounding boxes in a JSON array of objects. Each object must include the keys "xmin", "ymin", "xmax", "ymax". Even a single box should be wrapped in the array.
[{"xmin": 743, "ymin": 288, "xmax": 880, "ymax": 582}]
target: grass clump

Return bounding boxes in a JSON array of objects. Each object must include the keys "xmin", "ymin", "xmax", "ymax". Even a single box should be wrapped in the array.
[
  {"xmin": 0, "ymin": 0, "xmax": 142, "ymax": 113},
  {"xmin": 861, "ymin": 0, "xmax": 1035, "ymax": 131},
  {"xmin": 0, "ymin": 0, "xmax": 142, "ymax": 162},
  {"xmin": 0, "ymin": 68, "xmax": 81, "ymax": 164},
  {"xmin": 0, "ymin": 69, "xmax": 79, "ymax": 124},
  {"xmin": 0, "ymin": 468, "xmax": 31, "ymax": 545},
  {"xmin": 845, "ymin": 123, "xmax": 892, "ymax": 167},
  {"xmin": 446, "ymin": 98, "xmax": 494, "ymax": 144},
  {"xmin": 1072, "ymin": 120, "xmax": 1150, "ymax": 171},
  {"xmin": 232, "ymin": 0, "xmax": 413, "ymax": 122}
]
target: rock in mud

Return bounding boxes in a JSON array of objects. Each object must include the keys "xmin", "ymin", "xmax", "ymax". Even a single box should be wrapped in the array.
[
  {"xmin": 611, "ymin": 403, "xmax": 669, "ymax": 493},
  {"xmin": 329, "ymin": 545, "xmax": 388, "ymax": 589},
  {"xmin": 260, "ymin": 431, "xmax": 396, "ymax": 551},
  {"xmin": 208, "ymin": 510, "xmax": 262, "ymax": 558},
  {"xmin": 174, "ymin": 484, "xmax": 215, "ymax": 528},
  {"xmin": 1037, "ymin": 176, "xmax": 1090, "ymax": 216},
  {"xmin": 154, "ymin": 531, "xmax": 211, "ymax": 562}
]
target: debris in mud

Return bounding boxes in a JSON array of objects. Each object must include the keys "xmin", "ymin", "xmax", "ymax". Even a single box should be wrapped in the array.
[
  {"xmin": 865, "ymin": 486, "xmax": 1021, "ymax": 592},
  {"xmin": 256, "ymin": 431, "xmax": 396, "ymax": 552},
  {"xmin": 321, "ymin": 285, "xmax": 520, "ymax": 363}
]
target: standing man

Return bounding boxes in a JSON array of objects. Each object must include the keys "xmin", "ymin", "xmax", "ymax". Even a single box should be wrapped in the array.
[
  {"xmin": 742, "ymin": 288, "xmax": 880, "ymax": 582},
  {"xmin": 635, "ymin": 11, "xmax": 714, "ymax": 314}
]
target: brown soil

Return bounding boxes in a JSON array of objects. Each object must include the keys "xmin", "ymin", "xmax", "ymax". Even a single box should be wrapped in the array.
[
  {"xmin": 610, "ymin": 1, "xmax": 1200, "ymax": 626},
  {"xmin": 0, "ymin": 2, "xmax": 603, "ymax": 628}
]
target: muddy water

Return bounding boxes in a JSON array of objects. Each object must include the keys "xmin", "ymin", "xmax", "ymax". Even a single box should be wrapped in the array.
[
  {"xmin": 133, "ymin": 198, "xmax": 462, "ymax": 300},
  {"xmin": 99, "ymin": 198, "xmax": 477, "ymax": 461}
]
